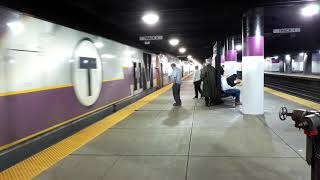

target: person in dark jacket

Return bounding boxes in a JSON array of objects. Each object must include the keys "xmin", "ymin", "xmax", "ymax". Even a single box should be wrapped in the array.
[
  {"xmin": 201, "ymin": 59, "xmax": 217, "ymax": 106},
  {"xmin": 226, "ymin": 74, "xmax": 239, "ymax": 87}
]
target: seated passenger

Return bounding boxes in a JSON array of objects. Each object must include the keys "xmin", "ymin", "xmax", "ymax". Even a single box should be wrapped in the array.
[
  {"xmin": 226, "ymin": 74, "xmax": 241, "ymax": 87},
  {"xmin": 221, "ymin": 72, "xmax": 242, "ymax": 106}
]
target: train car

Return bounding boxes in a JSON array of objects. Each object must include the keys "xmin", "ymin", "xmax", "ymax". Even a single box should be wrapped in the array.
[{"xmin": 0, "ymin": 6, "xmax": 193, "ymax": 153}]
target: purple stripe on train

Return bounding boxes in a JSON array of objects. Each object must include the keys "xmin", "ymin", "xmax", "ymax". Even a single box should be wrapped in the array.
[
  {"xmin": 243, "ymin": 36, "xmax": 264, "ymax": 57},
  {"xmin": 0, "ymin": 68, "xmax": 132, "ymax": 147},
  {"xmin": 226, "ymin": 50, "xmax": 237, "ymax": 61}
]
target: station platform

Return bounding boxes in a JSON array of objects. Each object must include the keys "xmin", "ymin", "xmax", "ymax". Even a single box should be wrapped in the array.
[{"xmin": 2, "ymin": 76, "xmax": 320, "ymax": 180}]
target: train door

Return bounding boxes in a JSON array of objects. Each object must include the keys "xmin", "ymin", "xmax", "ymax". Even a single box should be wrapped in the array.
[
  {"xmin": 133, "ymin": 62, "xmax": 138, "ymax": 91},
  {"xmin": 160, "ymin": 63, "xmax": 164, "ymax": 87},
  {"xmin": 142, "ymin": 53, "xmax": 149, "ymax": 90},
  {"xmin": 148, "ymin": 54, "xmax": 153, "ymax": 88},
  {"xmin": 138, "ymin": 63, "xmax": 143, "ymax": 89}
]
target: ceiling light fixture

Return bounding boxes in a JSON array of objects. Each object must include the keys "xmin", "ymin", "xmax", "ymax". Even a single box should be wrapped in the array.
[
  {"xmin": 169, "ymin": 38, "xmax": 179, "ymax": 46},
  {"xmin": 142, "ymin": 12, "xmax": 159, "ymax": 25},
  {"xmin": 301, "ymin": 3, "xmax": 320, "ymax": 17},
  {"xmin": 179, "ymin": 47, "xmax": 186, "ymax": 53}
]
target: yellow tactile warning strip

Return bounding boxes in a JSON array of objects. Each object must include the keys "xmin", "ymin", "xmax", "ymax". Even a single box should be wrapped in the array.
[
  {"xmin": 0, "ymin": 83, "xmax": 173, "ymax": 180},
  {"xmin": 264, "ymin": 87, "xmax": 320, "ymax": 110}
]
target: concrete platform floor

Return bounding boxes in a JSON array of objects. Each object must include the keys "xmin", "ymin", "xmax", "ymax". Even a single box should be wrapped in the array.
[{"xmin": 36, "ymin": 78, "xmax": 311, "ymax": 180}]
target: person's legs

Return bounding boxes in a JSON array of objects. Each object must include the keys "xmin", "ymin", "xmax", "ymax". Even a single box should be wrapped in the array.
[
  {"xmin": 198, "ymin": 81, "xmax": 202, "ymax": 97},
  {"xmin": 195, "ymin": 81, "xmax": 202, "ymax": 97},
  {"xmin": 172, "ymin": 84, "xmax": 178, "ymax": 104},
  {"xmin": 205, "ymin": 97, "xmax": 209, "ymax": 106},
  {"xmin": 209, "ymin": 97, "xmax": 215, "ymax": 106},
  {"xmin": 193, "ymin": 82, "xmax": 198, "ymax": 98},
  {"xmin": 176, "ymin": 83, "xmax": 181, "ymax": 105},
  {"xmin": 225, "ymin": 89, "xmax": 240, "ymax": 102}
]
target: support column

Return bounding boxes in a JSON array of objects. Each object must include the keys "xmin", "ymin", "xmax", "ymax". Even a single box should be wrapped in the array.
[
  {"xmin": 220, "ymin": 43, "xmax": 225, "ymax": 65},
  {"xmin": 242, "ymin": 8, "xmax": 264, "ymax": 115},
  {"xmin": 279, "ymin": 56, "xmax": 285, "ymax": 72},
  {"xmin": 304, "ymin": 51, "xmax": 312, "ymax": 74},
  {"xmin": 225, "ymin": 36, "xmax": 238, "ymax": 75},
  {"xmin": 285, "ymin": 54, "xmax": 292, "ymax": 73},
  {"xmin": 215, "ymin": 41, "xmax": 223, "ymax": 104}
]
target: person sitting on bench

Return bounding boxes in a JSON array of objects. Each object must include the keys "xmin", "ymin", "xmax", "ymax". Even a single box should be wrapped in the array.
[
  {"xmin": 221, "ymin": 71, "xmax": 242, "ymax": 106},
  {"xmin": 226, "ymin": 74, "xmax": 241, "ymax": 87}
]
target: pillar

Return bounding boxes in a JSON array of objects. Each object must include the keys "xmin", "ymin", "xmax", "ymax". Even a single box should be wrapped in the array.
[
  {"xmin": 220, "ymin": 43, "xmax": 225, "ymax": 65},
  {"xmin": 225, "ymin": 37, "xmax": 238, "ymax": 75},
  {"xmin": 279, "ymin": 56, "xmax": 285, "ymax": 72},
  {"xmin": 215, "ymin": 41, "xmax": 223, "ymax": 104},
  {"xmin": 285, "ymin": 54, "xmax": 292, "ymax": 73},
  {"xmin": 303, "ymin": 51, "xmax": 312, "ymax": 74},
  {"xmin": 242, "ymin": 8, "xmax": 264, "ymax": 115}
]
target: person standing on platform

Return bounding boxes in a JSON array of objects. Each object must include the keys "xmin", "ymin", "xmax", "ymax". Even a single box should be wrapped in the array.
[
  {"xmin": 171, "ymin": 63, "xmax": 182, "ymax": 106},
  {"xmin": 201, "ymin": 59, "xmax": 217, "ymax": 107},
  {"xmin": 193, "ymin": 65, "xmax": 202, "ymax": 99}
]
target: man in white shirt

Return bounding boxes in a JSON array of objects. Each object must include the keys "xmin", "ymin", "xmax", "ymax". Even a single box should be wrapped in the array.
[
  {"xmin": 193, "ymin": 66, "xmax": 202, "ymax": 98},
  {"xmin": 221, "ymin": 71, "xmax": 242, "ymax": 106},
  {"xmin": 171, "ymin": 63, "xmax": 182, "ymax": 106}
]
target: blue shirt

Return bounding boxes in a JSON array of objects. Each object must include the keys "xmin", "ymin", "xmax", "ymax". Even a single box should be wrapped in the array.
[{"xmin": 172, "ymin": 67, "xmax": 182, "ymax": 84}]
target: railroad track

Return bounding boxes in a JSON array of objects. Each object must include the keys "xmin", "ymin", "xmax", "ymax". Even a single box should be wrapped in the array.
[{"xmin": 264, "ymin": 73, "xmax": 320, "ymax": 103}]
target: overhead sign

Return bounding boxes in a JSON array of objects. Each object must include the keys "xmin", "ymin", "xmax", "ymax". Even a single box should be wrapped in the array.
[
  {"xmin": 139, "ymin": 36, "xmax": 163, "ymax": 41},
  {"xmin": 273, "ymin": 28, "xmax": 301, "ymax": 34}
]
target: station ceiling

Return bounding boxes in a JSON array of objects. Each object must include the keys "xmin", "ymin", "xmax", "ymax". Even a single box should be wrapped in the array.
[{"xmin": 0, "ymin": 0, "xmax": 319, "ymax": 61}]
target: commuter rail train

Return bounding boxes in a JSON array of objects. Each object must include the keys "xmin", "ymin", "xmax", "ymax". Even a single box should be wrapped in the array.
[{"xmin": 0, "ymin": 7, "xmax": 194, "ymax": 151}]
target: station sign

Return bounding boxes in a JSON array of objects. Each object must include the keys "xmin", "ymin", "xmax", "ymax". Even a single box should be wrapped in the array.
[
  {"xmin": 273, "ymin": 28, "xmax": 301, "ymax": 34},
  {"xmin": 139, "ymin": 36, "xmax": 163, "ymax": 41}
]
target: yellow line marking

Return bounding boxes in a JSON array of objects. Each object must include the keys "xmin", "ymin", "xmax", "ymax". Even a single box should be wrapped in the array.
[
  {"xmin": 264, "ymin": 87, "xmax": 320, "ymax": 110},
  {"xmin": 0, "ymin": 83, "xmax": 174, "ymax": 179}
]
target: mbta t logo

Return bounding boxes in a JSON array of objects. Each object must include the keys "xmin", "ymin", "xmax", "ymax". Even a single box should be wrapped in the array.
[
  {"xmin": 72, "ymin": 38, "xmax": 103, "ymax": 107},
  {"xmin": 79, "ymin": 57, "xmax": 97, "ymax": 96}
]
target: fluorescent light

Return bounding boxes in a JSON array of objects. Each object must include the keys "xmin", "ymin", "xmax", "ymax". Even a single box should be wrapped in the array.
[
  {"xmin": 301, "ymin": 4, "xmax": 320, "ymax": 17},
  {"xmin": 169, "ymin": 38, "xmax": 179, "ymax": 46},
  {"xmin": 142, "ymin": 12, "xmax": 159, "ymax": 25},
  {"xmin": 101, "ymin": 54, "xmax": 115, "ymax": 59},
  {"xmin": 94, "ymin": 42, "xmax": 104, "ymax": 48},
  {"xmin": 6, "ymin": 21, "xmax": 24, "ymax": 34},
  {"xmin": 179, "ymin": 47, "xmax": 186, "ymax": 53},
  {"xmin": 235, "ymin": 44, "xmax": 242, "ymax": 51}
]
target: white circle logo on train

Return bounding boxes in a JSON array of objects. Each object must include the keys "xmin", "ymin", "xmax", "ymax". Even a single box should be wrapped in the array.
[{"xmin": 72, "ymin": 38, "xmax": 103, "ymax": 106}]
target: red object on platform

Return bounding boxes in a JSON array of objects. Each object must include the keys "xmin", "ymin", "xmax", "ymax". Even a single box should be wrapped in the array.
[{"xmin": 304, "ymin": 130, "xmax": 318, "ymax": 136}]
